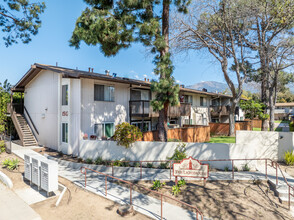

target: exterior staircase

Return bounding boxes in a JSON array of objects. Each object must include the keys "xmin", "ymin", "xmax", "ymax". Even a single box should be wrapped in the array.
[
  {"xmin": 15, "ymin": 114, "xmax": 38, "ymax": 147},
  {"xmin": 8, "ymin": 103, "xmax": 38, "ymax": 147}
]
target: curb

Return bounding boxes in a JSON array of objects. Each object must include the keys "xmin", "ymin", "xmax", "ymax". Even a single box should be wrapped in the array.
[{"xmin": 0, "ymin": 171, "xmax": 13, "ymax": 188}]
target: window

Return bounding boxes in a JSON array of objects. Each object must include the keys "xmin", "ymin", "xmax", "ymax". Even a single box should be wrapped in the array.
[
  {"xmin": 184, "ymin": 95, "xmax": 193, "ymax": 104},
  {"xmin": 62, "ymin": 85, "xmax": 68, "ymax": 105},
  {"xmin": 94, "ymin": 84, "xmax": 115, "ymax": 101},
  {"xmin": 62, "ymin": 123, "xmax": 68, "ymax": 143},
  {"xmin": 131, "ymin": 121, "xmax": 150, "ymax": 132},
  {"xmin": 94, "ymin": 123, "xmax": 114, "ymax": 138},
  {"xmin": 200, "ymin": 97, "xmax": 206, "ymax": 106}
]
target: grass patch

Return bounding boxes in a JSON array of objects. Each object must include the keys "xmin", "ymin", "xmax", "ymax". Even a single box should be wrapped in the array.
[
  {"xmin": 253, "ymin": 127, "xmax": 261, "ymax": 131},
  {"xmin": 275, "ymin": 120, "xmax": 290, "ymax": 124},
  {"xmin": 207, "ymin": 136, "xmax": 236, "ymax": 143},
  {"xmin": 275, "ymin": 127, "xmax": 283, "ymax": 132}
]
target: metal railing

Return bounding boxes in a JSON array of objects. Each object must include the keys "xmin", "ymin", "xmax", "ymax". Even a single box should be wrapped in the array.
[
  {"xmin": 80, "ymin": 166, "xmax": 204, "ymax": 220},
  {"xmin": 84, "ymin": 158, "xmax": 294, "ymax": 210},
  {"xmin": 24, "ymin": 106, "xmax": 39, "ymax": 135}
]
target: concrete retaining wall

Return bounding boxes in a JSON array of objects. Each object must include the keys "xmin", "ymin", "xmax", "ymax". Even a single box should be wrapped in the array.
[{"xmin": 78, "ymin": 131, "xmax": 294, "ymax": 169}]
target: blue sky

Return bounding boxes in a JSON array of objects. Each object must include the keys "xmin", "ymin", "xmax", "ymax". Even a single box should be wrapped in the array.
[{"xmin": 0, "ymin": 0, "xmax": 225, "ymax": 86}]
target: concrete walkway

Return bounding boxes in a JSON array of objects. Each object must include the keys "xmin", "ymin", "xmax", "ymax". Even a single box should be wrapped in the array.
[{"xmin": 0, "ymin": 182, "xmax": 41, "ymax": 220}]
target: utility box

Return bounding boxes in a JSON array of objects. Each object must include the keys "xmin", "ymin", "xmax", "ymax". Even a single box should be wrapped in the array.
[
  {"xmin": 24, "ymin": 153, "xmax": 34, "ymax": 182},
  {"xmin": 40, "ymin": 160, "xmax": 58, "ymax": 194},
  {"xmin": 31, "ymin": 155, "xmax": 45, "ymax": 188}
]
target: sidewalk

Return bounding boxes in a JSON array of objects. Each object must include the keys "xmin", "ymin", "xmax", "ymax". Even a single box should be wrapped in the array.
[{"xmin": 0, "ymin": 183, "xmax": 41, "ymax": 220}]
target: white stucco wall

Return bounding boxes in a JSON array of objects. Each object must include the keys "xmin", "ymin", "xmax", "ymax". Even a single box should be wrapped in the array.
[
  {"xmin": 80, "ymin": 79, "xmax": 130, "ymax": 136},
  {"xmin": 24, "ymin": 70, "xmax": 59, "ymax": 150},
  {"xmin": 78, "ymin": 131, "xmax": 294, "ymax": 169}
]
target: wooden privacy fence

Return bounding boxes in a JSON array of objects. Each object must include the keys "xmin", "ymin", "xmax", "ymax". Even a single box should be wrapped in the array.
[
  {"xmin": 210, "ymin": 121, "xmax": 252, "ymax": 136},
  {"xmin": 140, "ymin": 126, "xmax": 210, "ymax": 143},
  {"xmin": 245, "ymin": 119, "xmax": 263, "ymax": 128}
]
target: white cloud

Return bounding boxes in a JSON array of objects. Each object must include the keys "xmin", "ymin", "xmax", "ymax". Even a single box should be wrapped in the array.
[
  {"xmin": 176, "ymin": 80, "xmax": 181, "ymax": 84},
  {"xmin": 143, "ymin": 74, "xmax": 148, "ymax": 78},
  {"xmin": 134, "ymin": 75, "xmax": 139, "ymax": 79}
]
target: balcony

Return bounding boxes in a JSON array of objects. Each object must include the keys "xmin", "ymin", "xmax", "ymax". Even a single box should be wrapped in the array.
[
  {"xmin": 129, "ymin": 100, "xmax": 191, "ymax": 118},
  {"xmin": 210, "ymin": 105, "xmax": 230, "ymax": 117}
]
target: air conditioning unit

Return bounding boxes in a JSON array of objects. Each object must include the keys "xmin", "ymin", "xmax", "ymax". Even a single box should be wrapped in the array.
[
  {"xmin": 24, "ymin": 153, "xmax": 35, "ymax": 182},
  {"xmin": 40, "ymin": 160, "xmax": 58, "ymax": 195},
  {"xmin": 31, "ymin": 155, "xmax": 45, "ymax": 188}
]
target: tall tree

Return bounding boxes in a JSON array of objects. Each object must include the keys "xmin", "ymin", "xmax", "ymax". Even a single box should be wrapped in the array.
[
  {"xmin": 70, "ymin": 0, "xmax": 190, "ymax": 142},
  {"xmin": 0, "ymin": 0, "xmax": 46, "ymax": 46},
  {"xmin": 171, "ymin": 0, "xmax": 250, "ymax": 136},
  {"xmin": 238, "ymin": 0, "xmax": 294, "ymax": 131}
]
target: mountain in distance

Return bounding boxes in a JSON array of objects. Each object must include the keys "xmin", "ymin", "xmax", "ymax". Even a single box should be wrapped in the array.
[{"xmin": 187, "ymin": 81, "xmax": 261, "ymax": 94}]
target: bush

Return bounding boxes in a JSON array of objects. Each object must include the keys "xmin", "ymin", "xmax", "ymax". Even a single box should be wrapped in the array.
[
  {"xmin": 77, "ymin": 158, "xmax": 83, "ymax": 163},
  {"xmin": 0, "ymin": 140, "xmax": 5, "ymax": 153},
  {"xmin": 95, "ymin": 157, "xmax": 104, "ymax": 165},
  {"xmin": 113, "ymin": 122, "xmax": 143, "ymax": 148},
  {"xmin": 58, "ymin": 151, "xmax": 64, "ymax": 157},
  {"xmin": 243, "ymin": 163, "xmax": 250, "ymax": 171},
  {"xmin": 167, "ymin": 143, "xmax": 187, "ymax": 161},
  {"xmin": 233, "ymin": 166, "xmax": 239, "ymax": 172},
  {"xmin": 224, "ymin": 166, "xmax": 229, "ymax": 172},
  {"xmin": 159, "ymin": 162, "xmax": 169, "ymax": 169},
  {"xmin": 151, "ymin": 180, "xmax": 166, "ymax": 190},
  {"xmin": 147, "ymin": 163, "xmax": 154, "ymax": 168},
  {"xmin": 172, "ymin": 185, "xmax": 181, "ymax": 196},
  {"xmin": 290, "ymin": 122, "xmax": 294, "ymax": 132},
  {"xmin": 284, "ymin": 150, "xmax": 294, "ymax": 166},
  {"xmin": 167, "ymin": 138, "xmax": 181, "ymax": 142},
  {"xmin": 85, "ymin": 158, "xmax": 93, "ymax": 164},
  {"xmin": 2, "ymin": 158, "xmax": 19, "ymax": 170},
  {"xmin": 113, "ymin": 160, "xmax": 123, "ymax": 167},
  {"xmin": 177, "ymin": 179, "xmax": 186, "ymax": 187}
]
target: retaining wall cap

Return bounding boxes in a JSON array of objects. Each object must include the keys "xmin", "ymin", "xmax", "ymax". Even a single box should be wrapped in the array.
[{"xmin": 0, "ymin": 171, "xmax": 13, "ymax": 189}]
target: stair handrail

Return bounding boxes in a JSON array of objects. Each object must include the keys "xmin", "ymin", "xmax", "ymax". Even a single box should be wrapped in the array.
[
  {"xmin": 10, "ymin": 105, "xmax": 25, "ymax": 145},
  {"xmin": 24, "ymin": 106, "xmax": 39, "ymax": 135}
]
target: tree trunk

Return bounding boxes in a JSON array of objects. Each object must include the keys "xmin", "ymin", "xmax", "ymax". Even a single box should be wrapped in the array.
[
  {"xmin": 229, "ymin": 101, "xmax": 236, "ymax": 136},
  {"xmin": 158, "ymin": 0, "xmax": 170, "ymax": 142},
  {"xmin": 269, "ymin": 93, "xmax": 275, "ymax": 131}
]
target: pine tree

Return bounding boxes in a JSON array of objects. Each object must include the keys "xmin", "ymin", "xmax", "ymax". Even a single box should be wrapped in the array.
[
  {"xmin": 70, "ymin": 0, "xmax": 190, "ymax": 142},
  {"xmin": 0, "ymin": 0, "xmax": 46, "ymax": 46}
]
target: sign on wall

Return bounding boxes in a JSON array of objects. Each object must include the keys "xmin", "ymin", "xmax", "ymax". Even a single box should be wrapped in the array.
[{"xmin": 173, "ymin": 156, "xmax": 209, "ymax": 183}]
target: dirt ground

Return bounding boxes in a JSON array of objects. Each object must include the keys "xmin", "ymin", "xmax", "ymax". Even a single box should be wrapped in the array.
[
  {"xmin": 117, "ymin": 179, "xmax": 293, "ymax": 220},
  {"xmin": 0, "ymin": 152, "xmax": 150, "ymax": 220}
]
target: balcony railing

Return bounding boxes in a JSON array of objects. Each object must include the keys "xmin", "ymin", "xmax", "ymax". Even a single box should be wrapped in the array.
[
  {"xmin": 210, "ymin": 105, "xmax": 230, "ymax": 117},
  {"xmin": 129, "ymin": 100, "xmax": 191, "ymax": 118}
]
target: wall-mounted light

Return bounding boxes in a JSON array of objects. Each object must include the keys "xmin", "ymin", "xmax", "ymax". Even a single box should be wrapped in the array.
[{"xmin": 279, "ymin": 136, "xmax": 284, "ymax": 139}]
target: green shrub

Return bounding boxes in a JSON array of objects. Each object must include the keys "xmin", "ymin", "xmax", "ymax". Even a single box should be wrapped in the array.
[
  {"xmin": 95, "ymin": 157, "xmax": 104, "ymax": 165},
  {"xmin": 243, "ymin": 163, "xmax": 250, "ymax": 171},
  {"xmin": 122, "ymin": 161, "xmax": 130, "ymax": 167},
  {"xmin": 172, "ymin": 185, "xmax": 181, "ymax": 196},
  {"xmin": 159, "ymin": 162, "xmax": 169, "ymax": 169},
  {"xmin": 177, "ymin": 179, "xmax": 186, "ymax": 187},
  {"xmin": 167, "ymin": 143, "xmax": 187, "ymax": 161},
  {"xmin": 2, "ymin": 158, "xmax": 19, "ymax": 170},
  {"xmin": 132, "ymin": 162, "xmax": 140, "ymax": 167},
  {"xmin": 147, "ymin": 163, "xmax": 154, "ymax": 168},
  {"xmin": 233, "ymin": 166, "xmax": 239, "ymax": 172},
  {"xmin": 290, "ymin": 122, "xmax": 294, "ymax": 132},
  {"xmin": 85, "ymin": 158, "xmax": 93, "ymax": 164},
  {"xmin": 151, "ymin": 180, "xmax": 166, "ymax": 190},
  {"xmin": 284, "ymin": 150, "xmax": 294, "ymax": 166},
  {"xmin": 113, "ymin": 122, "xmax": 143, "ymax": 148},
  {"xmin": 224, "ymin": 166, "xmax": 229, "ymax": 172},
  {"xmin": 113, "ymin": 160, "xmax": 123, "ymax": 167},
  {"xmin": 0, "ymin": 141, "xmax": 5, "ymax": 153},
  {"xmin": 77, "ymin": 158, "xmax": 83, "ymax": 163}
]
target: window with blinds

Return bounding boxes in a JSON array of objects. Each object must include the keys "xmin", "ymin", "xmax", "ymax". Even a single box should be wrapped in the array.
[{"xmin": 94, "ymin": 84, "xmax": 115, "ymax": 101}]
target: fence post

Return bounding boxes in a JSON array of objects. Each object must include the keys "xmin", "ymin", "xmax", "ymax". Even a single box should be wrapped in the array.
[
  {"xmin": 170, "ymin": 161, "xmax": 171, "ymax": 180},
  {"xmin": 265, "ymin": 159, "xmax": 267, "ymax": 179},
  {"xmin": 112, "ymin": 162, "xmax": 114, "ymax": 177},
  {"xmin": 161, "ymin": 195, "xmax": 163, "ymax": 220},
  {"xmin": 289, "ymin": 185, "xmax": 290, "ymax": 210},
  {"xmin": 232, "ymin": 160, "xmax": 234, "ymax": 180},
  {"xmin": 85, "ymin": 169, "xmax": 87, "ymax": 188},
  {"xmin": 130, "ymin": 184, "xmax": 133, "ymax": 206},
  {"xmin": 276, "ymin": 162, "xmax": 278, "ymax": 185},
  {"xmin": 105, "ymin": 176, "xmax": 107, "ymax": 196},
  {"xmin": 140, "ymin": 162, "xmax": 142, "ymax": 179}
]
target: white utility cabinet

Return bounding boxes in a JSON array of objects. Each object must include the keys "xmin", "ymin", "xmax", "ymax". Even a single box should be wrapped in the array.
[
  {"xmin": 24, "ymin": 153, "xmax": 35, "ymax": 182},
  {"xmin": 40, "ymin": 159, "xmax": 58, "ymax": 194},
  {"xmin": 31, "ymin": 155, "xmax": 45, "ymax": 188}
]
